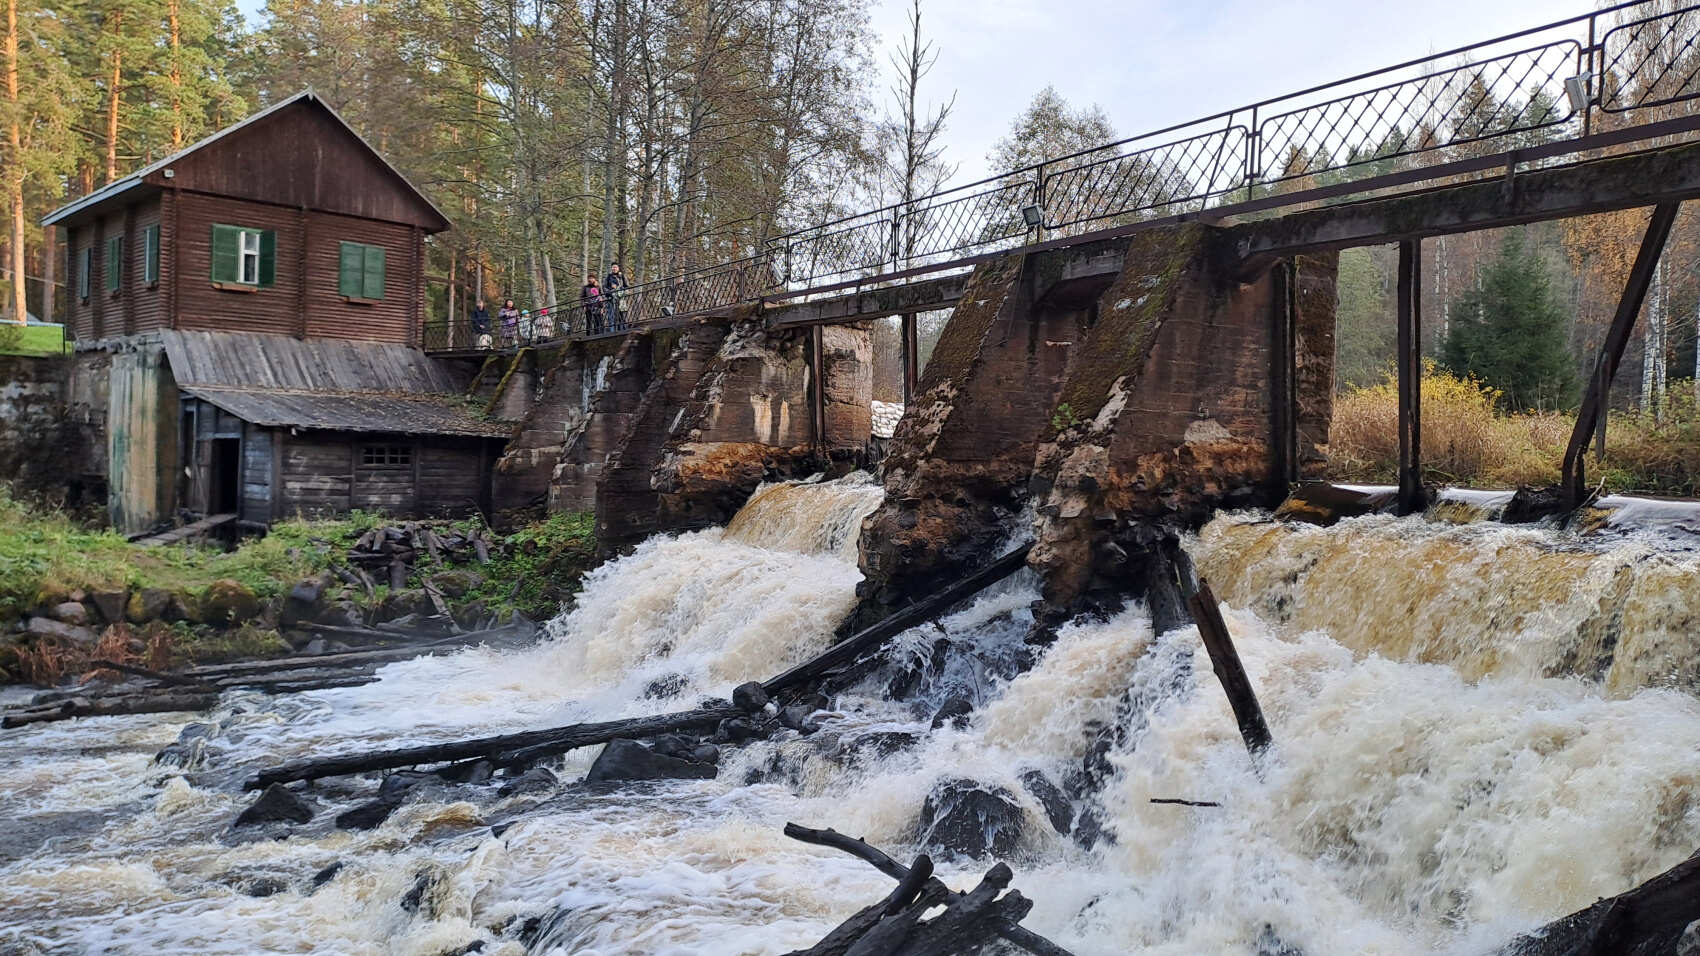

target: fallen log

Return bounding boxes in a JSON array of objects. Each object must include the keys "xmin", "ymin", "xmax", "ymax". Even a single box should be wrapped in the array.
[
  {"xmin": 763, "ymin": 545, "xmax": 1032, "ymax": 696},
  {"xmin": 246, "ymin": 705, "xmax": 743, "ymax": 788},
  {"xmin": 782, "ymin": 823, "xmax": 1074, "ymax": 956},
  {"xmin": 185, "ymin": 623, "xmax": 528, "ymax": 680},
  {"xmin": 86, "ymin": 659, "xmax": 216, "ymax": 690},
  {"xmin": 1496, "ymin": 847, "xmax": 1700, "ymax": 955},
  {"xmin": 1185, "ymin": 577, "xmax": 1272, "ymax": 764},
  {"xmin": 2, "ymin": 692, "xmax": 220, "ymax": 728}
]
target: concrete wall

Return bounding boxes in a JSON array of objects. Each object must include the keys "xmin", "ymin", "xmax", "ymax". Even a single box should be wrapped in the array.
[
  {"xmin": 106, "ymin": 341, "xmax": 180, "ymax": 534},
  {"xmin": 0, "ymin": 355, "xmax": 98, "ymax": 503}
]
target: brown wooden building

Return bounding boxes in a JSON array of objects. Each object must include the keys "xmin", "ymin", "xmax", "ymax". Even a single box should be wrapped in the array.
[{"xmin": 41, "ymin": 92, "xmax": 505, "ymax": 533}]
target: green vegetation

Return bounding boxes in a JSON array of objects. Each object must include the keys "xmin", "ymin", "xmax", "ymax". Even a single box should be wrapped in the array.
[
  {"xmin": 1329, "ymin": 366, "xmax": 1700, "ymax": 495},
  {"xmin": 1440, "ymin": 232, "xmax": 1579, "ymax": 412},
  {"xmin": 0, "ymin": 324, "xmax": 68, "ymax": 357}
]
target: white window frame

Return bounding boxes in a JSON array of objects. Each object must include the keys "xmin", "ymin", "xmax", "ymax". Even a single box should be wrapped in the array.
[
  {"xmin": 239, "ymin": 230, "xmax": 262, "ymax": 285},
  {"xmin": 143, "ymin": 224, "xmax": 160, "ymax": 284}
]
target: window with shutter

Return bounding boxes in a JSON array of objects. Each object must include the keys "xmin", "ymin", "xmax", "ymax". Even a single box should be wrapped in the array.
[
  {"xmin": 105, "ymin": 236, "xmax": 122, "ymax": 292},
  {"xmin": 338, "ymin": 241, "xmax": 386, "ymax": 301},
  {"xmin": 143, "ymin": 224, "xmax": 160, "ymax": 284},
  {"xmin": 211, "ymin": 224, "xmax": 274, "ymax": 288},
  {"xmin": 77, "ymin": 247, "xmax": 91, "ymax": 301}
]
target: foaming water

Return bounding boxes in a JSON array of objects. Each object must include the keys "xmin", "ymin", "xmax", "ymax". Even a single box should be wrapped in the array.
[
  {"xmin": 1192, "ymin": 511, "xmax": 1700, "ymax": 695},
  {"xmin": 5, "ymin": 478, "xmax": 1700, "ymax": 954}
]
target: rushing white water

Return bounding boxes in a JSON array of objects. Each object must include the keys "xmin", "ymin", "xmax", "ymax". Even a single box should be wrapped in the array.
[{"xmin": 4, "ymin": 477, "xmax": 1700, "ymax": 954}]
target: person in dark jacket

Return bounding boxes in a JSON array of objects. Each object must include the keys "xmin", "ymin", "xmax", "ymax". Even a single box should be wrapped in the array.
[
  {"xmin": 469, "ymin": 300, "xmax": 491, "ymax": 348},
  {"xmin": 604, "ymin": 264, "xmax": 628, "ymax": 330},
  {"xmin": 581, "ymin": 277, "xmax": 603, "ymax": 334},
  {"xmin": 497, "ymin": 299, "xmax": 520, "ymax": 347}
]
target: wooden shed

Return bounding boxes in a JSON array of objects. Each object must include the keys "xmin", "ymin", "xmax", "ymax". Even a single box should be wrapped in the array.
[{"xmin": 162, "ymin": 331, "xmax": 507, "ymax": 525}]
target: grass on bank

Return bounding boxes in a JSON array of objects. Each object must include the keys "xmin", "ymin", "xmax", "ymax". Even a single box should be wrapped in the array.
[
  {"xmin": 1327, "ymin": 365, "xmax": 1700, "ymax": 496},
  {"xmin": 0, "ymin": 324, "xmax": 68, "ymax": 357}
]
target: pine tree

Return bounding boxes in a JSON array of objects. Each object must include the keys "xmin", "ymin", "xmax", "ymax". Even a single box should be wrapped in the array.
[{"xmin": 1441, "ymin": 230, "xmax": 1579, "ymax": 411}]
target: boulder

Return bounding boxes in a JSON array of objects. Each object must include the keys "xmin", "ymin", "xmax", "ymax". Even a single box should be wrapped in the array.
[
  {"xmin": 426, "ymin": 570, "xmax": 483, "ymax": 599},
  {"xmin": 643, "ymin": 674, "xmax": 690, "ymax": 699},
  {"xmin": 378, "ymin": 589, "xmax": 434, "ymax": 622},
  {"xmin": 126, "ymin": 588, "xmax": 172, "ymax": 624},
  {"xmin": 930, "ymin": 696, "xmax": 974, "ymax": 730},
  {"xmin": 334, "ymin": 796, "xmax": 402, "ymax": 830},
  {"xmin": 584, "ymin": 738, "xmax": 719, "ymax": 784},
  {"xmin": 51, "ymin": 602, "xmax": 90, "ymax": 626},
  {"xmin": 88, "ymin": 590, "xmax": 129, "ymax": 626},
  {"xmin": 713, "ymin": 716, "xmax": 761, "ymax": 744},
  {"xmin": 731, "ymin": 681, "xmax": 769, "ymax": 713},
  {"xmin": 838, "ymin": 731, "xmax": 920, "ymax": 763},
  {"xmin": 315, "ymin": 601, "xmax": 364, "ymax": 628},
  {"xmin": 1019, "ymin": 770, "xmax": 1074, "ymax": 836},
  {"xmin": 235, "ymin": 784, "xmax": 315, "ymax": 827},
  {"xmin": 496, "ymin": 766, "xmax": 559, "ymax": 797},
  {"xmin": 916, "ymin": 778, "xmax": 1024, "ymax": 859},
  {"xmin": 199, "ymin": 579, "xmax": 261, "ymax": 626},
  {"xmin": 777, "ymin": 704, "xmax": 820, "ymax": 734},
  {"xmin": 23, "ymin": 617, "xmax": 97, "ymax": 646},
  {"xmin": 165, "ymin": 590, "xmax": 199, "ymax": 622}
]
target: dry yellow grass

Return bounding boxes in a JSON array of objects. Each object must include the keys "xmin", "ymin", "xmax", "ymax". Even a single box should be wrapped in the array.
[{"xmin": 1326, "ymin": 366, "xmax": 1698, "ymax": 494}]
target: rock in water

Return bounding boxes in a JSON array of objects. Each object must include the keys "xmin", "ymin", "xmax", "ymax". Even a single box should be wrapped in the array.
[
  {"xmin": 496, "ymin": 766, "xmax": 559, "ymax": 797},
  {"xmin": 916, "ymin": 778, "xmax": 1024, "ymax": 859},
  {"xmin": 235, "ymin": 784, "xmax": 315, "ymax": 827},
  {"xmin": 1019, "ymin": 770, "xmax": 1074, "ymax": 836},
  {"xmin": 732, "ymin": 681, "xmax": 769, "ymax": 713},
  {"xmin": 584, "ymin": 738, "xmax": 719, "ymax": 783},
  {"xmin": 930, "ymin": 696, "xmax": 974, "ymax": 730},
  {"xmin": 335, "ymin": 796, "xmax": 402, "ymax": 830}
]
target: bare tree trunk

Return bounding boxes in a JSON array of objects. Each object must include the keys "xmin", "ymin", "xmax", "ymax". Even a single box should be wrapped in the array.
[
  {"xmin": 5, "ymin": 0, "xmax": 24, "ymax": 324},
  {"xmin": 41, "ymin": 223, "xmax": 54, "ymax": 325},
  {"xmin": 168, "ymin": 0, "xmax": 183, "ymax": 148},
  {"xmin": 105, "ymin": 16, "xmax": 124, "ymax": 183}
]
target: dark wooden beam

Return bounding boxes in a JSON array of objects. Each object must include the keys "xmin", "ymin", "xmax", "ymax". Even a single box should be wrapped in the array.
[
  {"xmin": 764, "ymin": 272, "xmax": 970, "ymax": 329},
  {"xmin": 809, "ymin": 325, "xmax": 826, "ymax": 449},
  {"xmin": 1396, "ymin": 239, "xmax": 1425, "ymax": 516},
  {"xmin": 1270, "ymin": 261, "xmax": 1297, "ymax": 487},
  {"xmin": 1228, "ymin": 140, "xmax": 1700, "ymax": 269},
  {"xmin": 901, "ymin": 312, "xmax": 919, "ymax": 404},
  {"xmin": 1561, "ymin": 201, "xmax": 1680, "ymax": 508}
]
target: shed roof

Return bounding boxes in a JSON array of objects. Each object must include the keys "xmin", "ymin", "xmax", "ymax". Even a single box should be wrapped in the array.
[
  {"xmin": 163, "ymin": 331, "xmax": 507, "ymax": 438},
  {"xmin": 183, "ymin": 386, "xmax": 510, "ymax": 438}
]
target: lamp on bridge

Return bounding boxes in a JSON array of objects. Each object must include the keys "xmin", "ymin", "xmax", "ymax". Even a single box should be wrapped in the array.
[
  {"xmin": 1564, "ymin": 72, "xmax": 1595, "ymax": 114},
  {"xmin": 1021, "ymin": 205, "xmax": 1044, "ymax": 228}
]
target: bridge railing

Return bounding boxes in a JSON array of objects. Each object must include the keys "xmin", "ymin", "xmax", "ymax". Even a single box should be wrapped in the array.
[{"xmin": 425, "ymin": 0, "xmax": 1700, "ymax": 353}]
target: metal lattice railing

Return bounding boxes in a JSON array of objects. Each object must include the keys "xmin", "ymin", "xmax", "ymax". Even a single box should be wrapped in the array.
[{"xmin": 426, "ymin": 0, "xmax": 1700, "ymax": 353}]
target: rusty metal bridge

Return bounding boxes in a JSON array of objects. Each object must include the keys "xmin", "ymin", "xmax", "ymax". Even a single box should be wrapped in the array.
[{"xmin": 427, "ymin": 0, "xmax": 1700, "ymax": 511}]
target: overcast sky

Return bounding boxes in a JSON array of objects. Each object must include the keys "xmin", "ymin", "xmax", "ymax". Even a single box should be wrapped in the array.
[{"xmin": 868, "ymin": 0, "xmax": 1596, "ymax": 183}]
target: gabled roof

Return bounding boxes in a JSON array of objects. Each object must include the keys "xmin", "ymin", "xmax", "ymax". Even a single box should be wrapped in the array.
[{"xmin": 42, "ymin": 91, "xmax": 451, "ymax": 231}]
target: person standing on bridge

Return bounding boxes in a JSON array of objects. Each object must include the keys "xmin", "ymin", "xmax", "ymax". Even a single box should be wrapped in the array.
[
  {"xmin": 604, "ymin": 263, "xmax": 628, "ymax": 331},
  {"xmin": 497, "ymin": 298, "xmax": 520, "ymax": 347},
  {"xmin": 581, "ymin": 276, "xmax": 603, "ymax": 334},
  {"xmin": 469, "ymin": 300, "xmax": 491, "ymax": 349}
]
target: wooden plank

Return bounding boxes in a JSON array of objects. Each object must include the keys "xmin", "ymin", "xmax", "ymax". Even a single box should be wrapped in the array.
[
  {"xmin": 133, "ymin": 513, "xmax": 237, "ymax": 546},
  {"xmin": 1396, "ymin": 239, "xmax": 1424, "ymax": 516}
]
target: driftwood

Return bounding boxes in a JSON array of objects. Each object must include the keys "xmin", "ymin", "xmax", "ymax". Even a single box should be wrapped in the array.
[
  {"xmin": 2, "ymin": 692, "xmax": 222, "ymax": 728},
  {"xmin": 763, "ymin": 545, "xmax": 1032, "ymax": 696},
  {"xmin": 1497, "ymin": 847, "xmax": 1700, "ymax": 955},
  {"xmin": 86, "ymin": 659, "xmax": 216, "ymax": 690},
  {"xmin": 1185, "ymin": 577, "xmax": 1272, "ymax": 764},
  {"xmin": 782, "ymin": 823, "xmax": 1075, "ymax": 956},
  {"xmin": 245, "ymin": 705, "xmax": 743, "ymax": 788}
]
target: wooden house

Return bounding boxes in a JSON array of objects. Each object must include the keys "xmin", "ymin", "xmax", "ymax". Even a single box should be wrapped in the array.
[{"xmin": 42, "ymin": 92, "xmax": 506, "ymax": 533}]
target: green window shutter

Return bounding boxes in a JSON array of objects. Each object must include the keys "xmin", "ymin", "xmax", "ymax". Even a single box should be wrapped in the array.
[
  {"xmin": 339, "ymin": 242, "xmax": 362, "ymax": 297},
  {"xmin": 78, "ymin": 248, "xmax": 90, "ymax": 299},
  {"xmin": 210, "ymin": 224, "xmax": 240, "ymax": 283},
  {"xmin": 258, "ymin": 230, "xmax": 276, "ymax": 287},
  {"xmin": 105, "ymin": 236, "xmax": 122, "ymax": 291},
  {"xmin": 362, "ymin": 245, "xmax": 385, "ymax": 300},
  {"xmin": 144, "ymin": 224, "xmax": 160, "ymax": 283}
]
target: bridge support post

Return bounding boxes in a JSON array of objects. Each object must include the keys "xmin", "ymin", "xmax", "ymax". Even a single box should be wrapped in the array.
[
  {"xmin": 901, "ymin": 313, "xmax": 919, "ymax": 405},
  {"xmin": 809, "ymin": 325, "xmax": 827, "ymax": 451},
  {"xmin": 1270, "ymin": 261, "xmax": 1298, "ymax": 487},
  {"xmin": 1396, "ymin": 239, "xmax": 1426, "ymax": 516},
  {"xmin": 1562, "ymin": 201, "xmax": 1680, "ymax": 510}
]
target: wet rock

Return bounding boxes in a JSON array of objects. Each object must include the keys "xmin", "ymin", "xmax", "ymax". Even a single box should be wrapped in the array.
[
  {"xmin": 453, "ymin": 600, "xmax": 490, "ymax": 631},
  {"xmin": 126, "ymin": 587, "xmax": 172, "ymax": 623},
  {"xmin": 89, "ymin": 590, "xmax": 128, "ymax": 625},
  {"xmin": 435, "ymin": 943, "xmax": 486, "ymax": 956},
  {"xmin": 1019, "ymin": 770, "xmax": 1073, "ymax": 836},
  {"xmin": 302, "ymin": 638, "xmax": 329, "ymax": 656},
  {"xmin": 777, "ymin": 704, "xmax": 820, "ymax": 735},
  {"xmin": 1678, "ymin": 920, "xmax": 1700, "ymax": 956},
  {"xmin": 235, "ymin": 784, "xmax": 315, "ymax": 827},
  {"xmin": 643, "ymin": 674, "xmax": 690, "ymax": 699},
  {"xmin": 930, "ymin": 696, "xmax": 974, "ymax": 730},
  {"xmin": 50, "ymin": 601, "xmax": 89, "ymax": 626},
  {"xmin": 790, "ymin": 691, "xmax": 830, "ymax": 712},
  {"xmin": 1273, "ymin": 482, "xmax": 1380, "ymax": 527},
  {"xmin": 401, "ymin": 867, "xmax": 445, "ymax": 916},
  {"xmin": 916, "ymin": 778, "xmax": 1024, "ymax": 859},
  {"xmin": 310, "ymin": 861, "xmax": 345, "ymax": 888},
  {"xmin": 1503, "ymin": 485, "xmax": 1567, "ymax": 524},
  {"xmin": 732, "ymin": 681, "xmax": 769, "ymax": 713},
  {"xmin": 437, "ymin": 759, "xmax": 493, "ymax": 785},
  {"xmin": 1256, "ymin": 923, "xmax": 1305, "ymax": 956},
  {"xmin": 239, "ymin": 875, "xmax": 290, "ymax": 898},
  {"xmin": 282, "ymin": 574, "xmax": 332, "ymax": 628},
  {"xmin": 199, "ymin": 579, "xmax": 261, "ymax": 625},
  {"xmin": 379, "ymin": 589, "xmax": 435, "ymax": 622},
  {"xmin": 1071, "ymin": 806, "xmax": 1111, "ymax": 850},
  {"xmin": 585, "ymin": 738, "xmax": 718, "ymax": 783},
  {"xmin": 335, "ymin": 795, "xmax": 402, "ymax": 830},
  {"xmin": 497, "ymin": 766, "xmax": 559, "ymax": 797},
  {"xmin": 379, "ymin": 771, "xmax": 439, "ymax": 800},
  {"xmin": 650, "ymin": 734, "xmax": 719, "ymax": 765},
  {"xmin": 426, "ymin": 570, "xmax": 483, "ymax": 599},
  {"xmin": 838, "ymin": 730, "xmax": 920, "ymax": 763},
  {"xmin": 23, "ymin": 617, "xmax": 96, "ymax": 646},
  {"xmin": 315, "ymin": 601, "xmax": 364, "ymax": 628},
  {"xmin": 490, "ymin": 822, "xmax": 516, "ymax": 838},
  {"xmin": 713, "ymin": 717, "xmax": 761, "ymax": 744}
]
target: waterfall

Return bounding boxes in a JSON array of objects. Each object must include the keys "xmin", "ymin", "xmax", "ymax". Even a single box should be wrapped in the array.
[{"xmin": 4, "ymin": 480, "xmax": 1700, "ymax": 954}]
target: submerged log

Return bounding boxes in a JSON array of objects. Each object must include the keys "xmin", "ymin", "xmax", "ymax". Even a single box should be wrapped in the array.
[
  {"xmin": 246, "ymin": 705, "xmax": 742, "ymax": 788},
  {"xmin": 1497, "ymin": 847, "xmax": 1700, "ymax": 956},
  {"xmin": 764, "ymin": 545, "xmax": 1032, "ymax": 696},
  {"xmin": 782, "ymin": 823, "xmax": 1074, "ymax": 956},
  {"xmin": 2, "ymin": 692, "xmax": 221, "ymax": 728}
]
